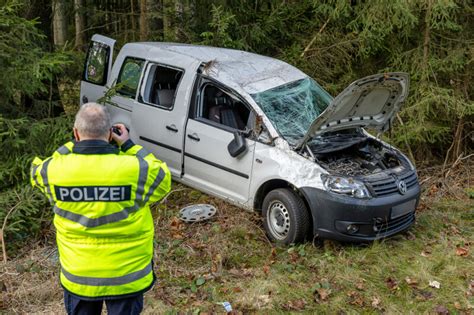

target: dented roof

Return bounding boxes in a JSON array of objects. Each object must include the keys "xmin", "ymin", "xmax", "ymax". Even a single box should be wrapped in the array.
[{"xmin": 130, "ymin": 42, "xmax": 306, "ymax": 94}]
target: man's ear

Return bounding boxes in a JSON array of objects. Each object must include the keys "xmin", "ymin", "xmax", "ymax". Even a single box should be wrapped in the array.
[
  {"xmin": 108, "ymin": 130, "xmax": 113, "ymax": 142},
  {"xmin": 73, "ymin": 128, "xmax": 80, "ymax": 141}
]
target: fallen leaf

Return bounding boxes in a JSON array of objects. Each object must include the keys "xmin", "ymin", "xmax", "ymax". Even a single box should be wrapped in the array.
[
  {"xmin": 269, "ymin": 248, "xmax": 277, "ymax": 264},
  {"xmin": 405, "ymin": 277, "xmax": 419, "ymax": 287},
  {"xmin": 347, "ymin": 290, "xmax": 364, "ymax": 306},
  {"xmin": 282, "ymin": 298, "xmax": 306, "ymax": 311},
  {"xmin": 455, "ymin": 247, "xmax": 469, "ymax": 257},
  {"xmin": 454, "ymin": 302, "xmax": 462, "ymax": 310},
  {"xmin": 228, "ymin": 268, "xmax": 253, "ymax": 277},
  {"xmin": 232, "ymin": 287, "xmax": 242, "ymax": 293},
  {"xmin": 258, "ymin": 294, "xmax": 271, "ymax": 306},
  {"xmin": 385, "ymin": 277, "xmax": 399, "ymax": 290},
  {"xmin": 450, "ymin": 226, "xmax": 460, "ymax": 235},
  {"xmin": 467, "ymin": 280, "xmax": 474, "ymax": 297},
  {"xmin": 171, "ymin": 232, "xmax": 184, "ymax": 239},
  {"xmin": 371, "ymin": 296, "xmax": 381, "ymax": 309},
  {"xmin": 427, "ymin": 184, "xmax": 439, "ymax": 196},
  {"xmin": 356, "ymin": 281, "xmax": 365, "ymax": 291},
  {"xmin": 406, "ymin": 231, "xmax": 416, "ymax": 240},
  {"xmin": 421, "ymin": 250, "xmax": 431, "ymax": 257},
  {"xmin": 429, "ymin": 280, "xmax": 441, "ymax": 289},
  {"xmin": 219, "ymin": 287, "xmax": 229, "ymax": 294},
  {"xmin": 0, "ymin": 281, "xmax": 6, "ymax": 292},
  {"xmin": 314, "ymin": 288, "xmax": 331, "ymax": 303},
  {"xmin": 262, "ymin": 265, "xmax": 270, "ymax": 275},
  {"xmin": 170, "ymin": 217, "xmax": 183, "ymax": 229},
  {"xmin": 434, "ymin": 305, "xmax": 449, "ymax": 314},
  {"xmin": 413, "ymin": 289, "xmax": 434, "ymax": 301},
  {"xmin": 211, "ymin": 253, "xmax": 222, "ymax": 273}
]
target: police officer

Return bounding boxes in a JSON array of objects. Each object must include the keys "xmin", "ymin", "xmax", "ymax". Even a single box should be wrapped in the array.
[{"xmin": 31, "ymin": 103, "xmax": 171, "ymax": 314}]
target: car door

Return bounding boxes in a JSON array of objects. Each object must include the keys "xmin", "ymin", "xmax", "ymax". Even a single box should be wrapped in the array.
[
  {"xmin": 182, "ymin": 77, "xmax": 255, "ymax": 204},
  {"xmin": 105, "ymin": 56, "xmax": 146, "ymax": 128},
  {"xmin": 130, "ymin": 61, "xmax": 196, "ymax": 177},
  {"xmin": 80, "ymin": 34, "xmax": 115, "ymax": 106}
]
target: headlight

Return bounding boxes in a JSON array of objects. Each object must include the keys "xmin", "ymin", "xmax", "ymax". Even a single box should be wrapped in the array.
[{"xmin": 321, "ymin": 174, "xmax": 371, "ymax": 199}]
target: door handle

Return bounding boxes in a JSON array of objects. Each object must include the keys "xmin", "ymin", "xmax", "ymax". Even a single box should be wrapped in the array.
[
  {"xmin": 187, "ymin": 133, "xmax": 200, "ymax": 142},
  {"xmin": 166, "ymin": 124, "xmax": 178, "ymax": 132}
]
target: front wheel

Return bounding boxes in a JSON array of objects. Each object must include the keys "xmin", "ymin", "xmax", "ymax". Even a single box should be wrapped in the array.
[{"xmin": 262, "ymin": 188, "xmax": 311, "ymax": 244}]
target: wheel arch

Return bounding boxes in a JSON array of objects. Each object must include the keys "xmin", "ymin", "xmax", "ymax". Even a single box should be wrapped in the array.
[{"xmin": 254, "ymin": 180, "xmax": 312, "ymax": 220}]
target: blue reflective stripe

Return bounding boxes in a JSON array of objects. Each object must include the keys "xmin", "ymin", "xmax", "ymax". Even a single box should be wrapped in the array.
[
  {"xmin": 54, "ymin": 203, "xmax": 140, "ymax": 227},
  {"xmin": 53, "ymin": 156, "xmax": 151, "ymax": 227},
  {"xmin": 61, "ymin": 262, "xmax": 152, "ymax": 286},
  {"xmin": 31, "ymin": 165, "xmax": 40, "ymax": 186},
  {"xmin": 56, "ymin": 145, "xmax": 71, "ymax": 155},
  {"xmin": 136, "ymin": 148, "xmax": 149, "ymax": 158},
  {"xmin": 135, "ymin": 157, "xmax": 148, "ymax": 203},
  {"xmin": 142, "ymin": 168, "xmax": 166, "ymax": 204},
  {"xmin": 40, "ymin": 158, "xmax": 54, "ymax": 203}
]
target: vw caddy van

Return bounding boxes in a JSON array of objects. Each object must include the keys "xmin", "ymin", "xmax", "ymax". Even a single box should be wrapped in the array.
[{"xmin": 80, "ymin": 34, "xmax": 420, "ymax": 244}]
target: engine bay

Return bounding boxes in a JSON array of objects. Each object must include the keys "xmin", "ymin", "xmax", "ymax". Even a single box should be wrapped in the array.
[{"xmin": 308, "ymin": 136, "xmax": 403, "ymax": 177}]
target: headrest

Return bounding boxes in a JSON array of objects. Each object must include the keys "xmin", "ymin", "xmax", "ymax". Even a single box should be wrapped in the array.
[{"xmin": 214, "ymin": 96, "xmax": 228, "ymax": 105}]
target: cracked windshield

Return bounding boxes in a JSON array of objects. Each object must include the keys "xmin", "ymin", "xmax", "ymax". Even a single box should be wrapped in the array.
[{"xmin": 251, "ymin": 77, "xmax": 332, "ymax": 145}]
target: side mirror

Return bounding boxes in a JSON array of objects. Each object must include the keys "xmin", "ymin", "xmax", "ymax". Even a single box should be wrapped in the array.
[{"xmin": 227, "ymin": 131, "xmax": 247, "ymax": 157}]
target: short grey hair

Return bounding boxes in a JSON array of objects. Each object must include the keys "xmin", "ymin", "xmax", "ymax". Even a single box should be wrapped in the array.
[{"xmin": 74, "ymin": 103, "xmax": 111, "ymax": 139}]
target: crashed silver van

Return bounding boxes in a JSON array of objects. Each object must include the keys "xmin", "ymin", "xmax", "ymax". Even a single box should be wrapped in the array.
[{"xmin": 80, "ymin": 34, "xmax": 420, "ymax": 244}]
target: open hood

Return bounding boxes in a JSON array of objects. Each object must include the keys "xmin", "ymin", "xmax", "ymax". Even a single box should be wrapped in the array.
[{"xmin": 296, "ymin": 72, "xmax": 409, "ymax": 149}]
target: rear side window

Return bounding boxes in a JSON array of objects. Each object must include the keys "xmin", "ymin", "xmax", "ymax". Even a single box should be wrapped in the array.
[
  {"xmin": 140, "ymin": 64, "xmax": 183, "ymax": 109},
  {"xmin": 83, "ymin": 42, "xmax": 110, "ymax": 85},
  {"xmin": 116, "ymin": 57, "xmax": 145, "ymax": 98}
]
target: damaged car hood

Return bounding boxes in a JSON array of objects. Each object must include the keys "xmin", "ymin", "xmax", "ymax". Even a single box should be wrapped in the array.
[{"xmin": 296, "ymin": 72, "xmax": 409, "ymax": 149}]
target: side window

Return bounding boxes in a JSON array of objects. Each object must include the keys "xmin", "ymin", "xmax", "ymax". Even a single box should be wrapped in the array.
[
  {"xmin": 197, "ymin": 84, "xmax": 251, "ymax": 132},
  {"xmin": 83, "ymin": 42, "xmax": 110, "ymax": 85},
  {"xmin": 116, "ymin": 57, "xmax": 145, "ymax": 98},
  {"xmin": 141, "ymin": 64, "xmax": 183, "ymax": 109}
]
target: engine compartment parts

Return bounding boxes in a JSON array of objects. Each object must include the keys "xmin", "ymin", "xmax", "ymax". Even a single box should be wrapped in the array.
[
  {"xmin": 312, "ymin": 136, "xmax": 402, "ymax": 177},
  {"xmin": 179, "ymin": 204, "xmax": 217, "ymax": 223}
]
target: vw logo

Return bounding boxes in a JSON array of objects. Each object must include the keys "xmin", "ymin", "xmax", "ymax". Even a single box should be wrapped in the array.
[{"xmin": 397, "ymin": 180, "xmax": 407, "ymax": 195}]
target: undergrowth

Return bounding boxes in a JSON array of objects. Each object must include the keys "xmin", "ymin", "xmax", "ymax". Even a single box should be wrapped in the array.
[{"xmin": 0, "ymin": 115, "xmax": 72, "ymax": 252}]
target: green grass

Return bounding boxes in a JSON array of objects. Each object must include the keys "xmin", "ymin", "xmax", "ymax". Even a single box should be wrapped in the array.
[
  {"xmin": 2, "ymin": 184, "xmax": 473, "ymax": 313},
  {"xmin": 142, "ymin": 185, "xmax": 474, "ymax": 314}
]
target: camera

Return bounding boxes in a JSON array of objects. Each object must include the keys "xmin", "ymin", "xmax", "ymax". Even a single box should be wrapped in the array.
[{"xmin": 112, "ymin": 126, "xmax": 122, "ymax": 136}]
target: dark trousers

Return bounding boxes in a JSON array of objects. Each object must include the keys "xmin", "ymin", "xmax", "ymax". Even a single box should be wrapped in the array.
[{"xmin": 64, "ymin": 291, "xmax": 143, "ymax": 315}]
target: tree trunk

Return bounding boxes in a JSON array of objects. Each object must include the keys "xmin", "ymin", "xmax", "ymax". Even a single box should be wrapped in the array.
[
  {"xmin": 162, "ymin": 0, "xmax": 174, "ymax": 41},
  {"xmin": 52, "ymin": 0, "xmax": 67, "ymax": 46},
  {"xmin": 147, "ymin": 0, "xmax": 163, "ymax": 40},
  {"xmin": 74, "ymin": 0, "xmax": 86, "ymax": 49},
  {"xmin": 174, "ymin": 0, "xmax": 183, "ymax": 40},
  {"xmin": 130, "ymin": 0, "xmax": 137, "ymax": 41},
  {"xmin": 139, "ymin": 0, "xmax": 148, "ymax": 40},
  {"xmin": 422, "ymin": 0, "xmax": 432, "ymax": 73}
]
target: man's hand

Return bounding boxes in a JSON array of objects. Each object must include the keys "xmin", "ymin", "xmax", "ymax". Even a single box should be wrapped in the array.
[{"xmin": 111, "ymin": 124, "xmax": 130, "ymax": 146}]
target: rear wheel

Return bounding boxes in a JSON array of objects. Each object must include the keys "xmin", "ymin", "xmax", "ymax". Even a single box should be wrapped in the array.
[{"xmin": 262, "ymin": 188, "xmax": 311, "ymax": 244}]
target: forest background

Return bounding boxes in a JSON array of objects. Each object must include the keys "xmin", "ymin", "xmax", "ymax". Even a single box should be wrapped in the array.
[{"xmin": 0, "ymin": 0, "xmax": 472, "ymax": 312}]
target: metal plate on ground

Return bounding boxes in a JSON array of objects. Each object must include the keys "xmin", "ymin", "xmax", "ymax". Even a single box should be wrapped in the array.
[
  {"xmin": 179, "ymin": 204, "xmax": 217, "ymax": 223},
  {"xmin": 391, "ymin": 199, "xmax": 416, "ymax": 219}
]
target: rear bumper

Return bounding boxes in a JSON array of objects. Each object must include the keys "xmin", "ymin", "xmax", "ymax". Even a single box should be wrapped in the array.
[{"xmin": 300, "ymin": 184, "xmax": 420, "ymax": 242}]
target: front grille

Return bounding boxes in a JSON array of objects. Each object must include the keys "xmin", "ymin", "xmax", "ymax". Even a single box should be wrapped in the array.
[
  {"xmin": 366, "ymin": 170, "xmax": 418, "ymax": 197},
  {"xmin": 374, "ymin": 212, "xmax": 415, "ymax": 234}
]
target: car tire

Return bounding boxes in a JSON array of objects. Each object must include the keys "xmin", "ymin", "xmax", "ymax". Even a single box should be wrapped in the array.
[{"xmin": 262, "ymin": 188, "xmax": 311, "ymax": 244}]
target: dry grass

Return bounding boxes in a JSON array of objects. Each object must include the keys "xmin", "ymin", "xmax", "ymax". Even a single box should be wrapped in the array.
[{"xmin": 1, "ymin": 161, "xmax": 473, "ymax": 314}]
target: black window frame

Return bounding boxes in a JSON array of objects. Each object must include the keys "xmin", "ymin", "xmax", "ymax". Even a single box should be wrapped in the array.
[
  {"xmin": 137, "ymin": 62, "xmax": 185, "ymax": 111},
  {"xmin": 115, "ymin": 56, "xmax": 146, "ymax": 99},
  {"xmin": 82, "ymin": 41, "xmax": 111, "ymax": 86},
  {"xmin": 191, "ymin": 75, "xmax": 255, "ymax": 135}
]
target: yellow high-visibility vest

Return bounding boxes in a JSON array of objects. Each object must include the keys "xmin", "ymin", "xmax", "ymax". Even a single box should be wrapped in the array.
[{"xmin": 31, "ymin": 139, "xmax": 171, "ymax": 298}]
